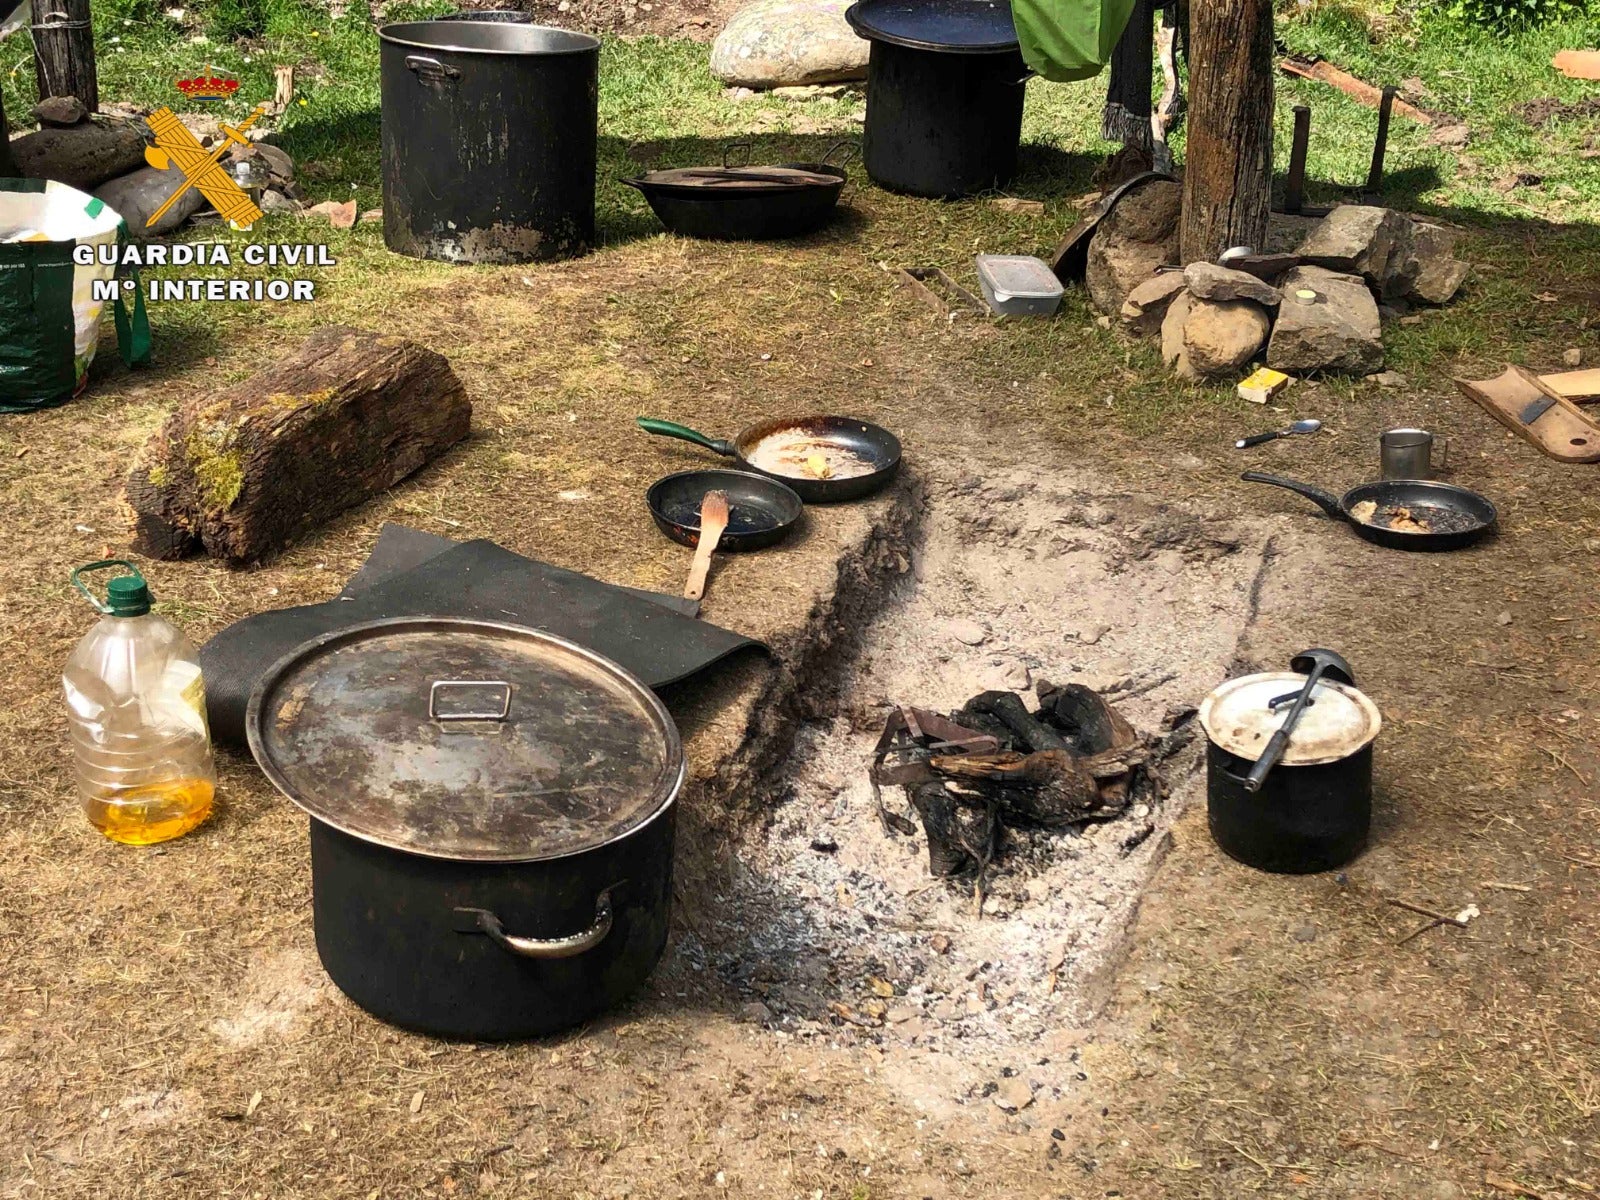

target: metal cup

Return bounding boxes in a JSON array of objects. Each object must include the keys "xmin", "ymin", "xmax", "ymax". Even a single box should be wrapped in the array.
[{"xmin": 1379, "ymin": 428, "xmax": 1445, "ymax": 480}]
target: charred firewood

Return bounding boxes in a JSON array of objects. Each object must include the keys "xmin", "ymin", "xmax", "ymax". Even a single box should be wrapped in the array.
[
  {"xmin": 909, "ymin": 783, "xmax": 998, "ymax": 876},
  {"xmin": 1035, "ymin": 681, "xmax": 1139, "ymax": 755},
  {"xmin": 930, "ymin": 749, "xmax": 1102, "ymax": 828},
  {"xmin": 960, "ymin": 691, "xmax": 1075, "ymax": 754}
]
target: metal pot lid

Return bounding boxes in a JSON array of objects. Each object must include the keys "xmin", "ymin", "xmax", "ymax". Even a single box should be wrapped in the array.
[
  {"xmin": 844, "ymin": 0, "xmax": 1019, "ymax": 53},
  {"xmin": 246, "ymin": 618, "xmax": 684, "ymax": 863},
  {"xmin": 1199, "ymin": 672, "xmax": 1382, "ymax": 766}
]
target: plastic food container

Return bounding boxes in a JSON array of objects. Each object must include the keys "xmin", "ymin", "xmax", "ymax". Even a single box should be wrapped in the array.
[{"xmin": 974, "ymin": 254, "xmax": 1063, "ymax": 317}]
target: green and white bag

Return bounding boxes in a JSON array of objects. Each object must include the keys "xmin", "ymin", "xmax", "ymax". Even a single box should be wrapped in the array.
[{"xmin": 0, "ymin": 178, "xmax": 151, "ymax": 414}]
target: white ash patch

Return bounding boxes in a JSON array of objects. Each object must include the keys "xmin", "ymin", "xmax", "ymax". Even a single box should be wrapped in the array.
[{"xmin": 705, "ymin": 467, "xmax": 1277, "ymax": 1091}]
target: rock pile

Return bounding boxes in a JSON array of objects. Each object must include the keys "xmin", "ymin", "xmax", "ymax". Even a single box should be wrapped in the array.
[
  {"xmin": 1102, "ymin": 198, "xmax": 1472, "ymax": 381},
  {"xmin": 9, "ymin": 102, "xmax": 302, "ymax": 236}
]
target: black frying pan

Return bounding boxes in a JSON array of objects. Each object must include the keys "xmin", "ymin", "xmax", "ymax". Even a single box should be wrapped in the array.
[
  {"xmin": 622, "ymin": 163, "xmax": 846, "ymax": 241},
  {"xmin": 637, "ymin": 415, "xmax": 902, "ymax": 503},
  {"xmin": 647, "ymin": 469, "xmax": 803, "ymax": 551},
  {"xmin": 1242, "ymin": 472, "xmax": 1497, "ymax": 552}
]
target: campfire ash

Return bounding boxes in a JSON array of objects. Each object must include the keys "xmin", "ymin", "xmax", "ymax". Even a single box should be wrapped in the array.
[{"xmin": 870, "ymin": 682, "xmax": 1195, "ymax": 904}]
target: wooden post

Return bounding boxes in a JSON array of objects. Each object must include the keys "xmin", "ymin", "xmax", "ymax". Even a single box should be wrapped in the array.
[
  {"xmin": 1179, "ymin": 0, "xmax": 1273, "ymax": 264},
  {"xmin": 31, "ymin": 0, "xmax": 98, "ymax": 114}
]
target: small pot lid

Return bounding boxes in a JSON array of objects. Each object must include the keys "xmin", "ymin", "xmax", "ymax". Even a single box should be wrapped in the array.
[
  {"xmin": 247, "ymin": 618, "xmax": 684, "ymax": 863},
  {"xmin": 844, "ymin": 0, "xmax": 1019, "ymax": 53},
  {"xmin": 1199, "ymin": 672, "xmax": 1382, "ymax": 766}
]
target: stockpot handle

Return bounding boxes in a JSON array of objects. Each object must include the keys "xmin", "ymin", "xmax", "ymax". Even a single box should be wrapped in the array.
[
  {"xmin": 454, "ymin": 888, "xmax": 617, "ymax": 959},
  {"xmin": 430, "ymin": 679, "xmax": 512, "ymax": 723},
  {"xmin": 406, "ymin": 55, "xmax": 461, "ymax": 85}
]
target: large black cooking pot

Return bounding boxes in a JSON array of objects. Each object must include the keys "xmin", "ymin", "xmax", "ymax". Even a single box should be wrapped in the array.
[
  {"xmin": 1199, "ymin": 671, "xmax": 1382, "ymax": 874},
  {"xmin": 845, "ymin": 0, "xmax": 1027, "ymax": 197},
  {"xmin": 378, "ymin": 20, "xmax": 600, "ymax": 263},
  {"xmin": 248, "ymin": 617, "xmax": 684, "ymax": 1040}
]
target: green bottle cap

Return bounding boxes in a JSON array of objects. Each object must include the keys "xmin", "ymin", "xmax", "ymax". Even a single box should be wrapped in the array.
[
  {"xmin": 104, "ymin": 573, "xmax": 152, "ymax": 616},
  {"xmin": 71, "ymin": 559, "xmax": 152, "ymax": 617}
]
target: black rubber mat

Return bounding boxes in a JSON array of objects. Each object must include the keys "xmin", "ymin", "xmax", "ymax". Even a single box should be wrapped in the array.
[{"xmin": 201, "ymin": 526, "xmax": 764, "ymax": 748}]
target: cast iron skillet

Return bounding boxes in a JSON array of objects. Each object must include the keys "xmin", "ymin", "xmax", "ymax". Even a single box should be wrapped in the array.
[
  {"xmin": 623, "ymin": 163, "xmax": 847, "ymax": 241},
  {"xmin": 637, "ymin": 415, "xmax": 902, "ymax": 503},
  {"xmin": 1242, "ymin": 471, "xmax": 1497, "ymax": 552},
  {"xmin": 647, "ymin": 469, "xmax": 804, "ymax": 551}
]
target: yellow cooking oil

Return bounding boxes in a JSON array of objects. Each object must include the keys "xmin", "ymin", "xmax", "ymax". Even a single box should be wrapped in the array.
[
  {"xmin": 84, "ymin": 777, "xmax": 215, "ymax": 845},
  {"xmin": 64, "ymin": 562, "xmax": 218, "ymax": 847}
]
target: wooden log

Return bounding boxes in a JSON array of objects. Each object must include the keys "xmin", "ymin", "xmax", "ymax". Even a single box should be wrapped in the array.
[
  {"xmin": 126, "ymin": 327, "xmax": 472, "ymax": 563},
  {"xmin": 10, "ymin": 118, "xmax": 149, "ymax": 191},
  {"xmin": 31, "ymin": 0, "xmax": 97, "ymax": 113},
  {"xmin": 1179, "ymin": 0, "xmax": 1274, "ymax": 264}
]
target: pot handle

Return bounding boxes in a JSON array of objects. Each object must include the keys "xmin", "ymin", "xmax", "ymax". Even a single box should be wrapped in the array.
[
  {"xmin": 454, "ymin": 887, "xmax": 617, "ymax": 960},
  {"xmin": 406, "ymin": 55, "xmax": 461, "ymax": 85},
  {"xmin": 1240, "ymin": 471, "xmax": 1346, "ymax": 521},
  {"xmin": 430, "ymin": 679, "xmax": 512, "ymax": 723}
]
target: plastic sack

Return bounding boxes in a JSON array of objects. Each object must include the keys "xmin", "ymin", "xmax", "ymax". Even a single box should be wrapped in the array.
[
  {"xmin": 0, "ymin": 178, "xmax": 150, "ymax": 414},
  {"xmin": 1010, "ymin": 0, "xmax": 1137, "ymax": 82}
]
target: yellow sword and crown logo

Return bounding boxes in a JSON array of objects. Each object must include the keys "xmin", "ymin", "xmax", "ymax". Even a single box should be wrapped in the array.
[{"xmin": 143, "ymin": 103, "xmax": 268, "ymax": 229}]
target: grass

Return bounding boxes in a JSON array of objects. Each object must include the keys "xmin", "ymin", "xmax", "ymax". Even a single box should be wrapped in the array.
[{"xmin": 1, "ymin": 0, "xmax": 1596, "ymax": 438}]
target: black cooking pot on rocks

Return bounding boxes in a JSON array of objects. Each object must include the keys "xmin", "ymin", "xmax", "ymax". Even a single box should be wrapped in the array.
[
  {"xmin": 1199, "ymin": 671, "xmax": 1382, "ymax": 874},
  {"xmin": 248, "ymin": 617, "xmax": 684, "ymax": 1040}
]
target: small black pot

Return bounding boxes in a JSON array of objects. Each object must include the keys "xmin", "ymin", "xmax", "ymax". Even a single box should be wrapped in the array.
[{"xmin": 1206, "ymin": 741, "xmax": 1372, "ymax": 874}]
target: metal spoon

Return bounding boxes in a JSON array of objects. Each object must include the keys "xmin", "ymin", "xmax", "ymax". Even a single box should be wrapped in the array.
[{"xmin": 1236, "ymin": 418, "xmax": 1322, "ymax": 449}]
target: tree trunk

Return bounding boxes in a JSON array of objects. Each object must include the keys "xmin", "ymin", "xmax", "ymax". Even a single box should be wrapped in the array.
[
  {"xmin": 1179, "ymin": 0, "xmax": 1273, "ymax": 265},
  {"xmin": 126, "ymin": 327, "xmax": 472, "ymax": 563},
  {"xmin": 30, "ymin": 0, "xmax": 98, "ymax": 113}
]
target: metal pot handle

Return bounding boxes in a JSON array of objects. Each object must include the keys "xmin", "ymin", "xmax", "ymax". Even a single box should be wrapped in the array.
[
  {"xmin": 454, "ymin": 887, "xmax": 617, "ymax": 960},
  {"xmin": 430, "ymin": 679, "xmax": 512, "ymax": 723},
  {"xmin": 406, "ymin": 55, "xmax": 461, "ymax": 85}
]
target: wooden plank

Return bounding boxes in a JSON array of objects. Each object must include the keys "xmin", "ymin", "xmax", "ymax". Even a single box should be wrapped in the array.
[{"xmin": 1537, "ymin": 368, "xmax": 1600, "ymax": 401}]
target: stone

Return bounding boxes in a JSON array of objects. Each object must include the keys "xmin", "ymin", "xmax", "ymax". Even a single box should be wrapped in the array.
[
  {"xmin": 1292, "ymin": 924, "xmax": 1318, "ymax": 943},
  {"xmin": 1565, "ymin": 348, "xmax": 1584, "ymax": 367},
  {"xmin": 993, "ymin": 1077, "xmax": 1035, "ymax": 1112},
  {"xmin": 1267, "ymin": 266, "xmax": 1385, "ymax": 376},
  {"xmin": 1183, "ymin": 261, "xmax": 1282, "ymax": 307},
  {"xmin": 307, "ymin": 199, "xmax": 357, "ymax": 229},
  {"xmin": 259, "ymin": 188, "xmax": 301, "ymax": 214},
  {"xmin": 1265, "ymin": 211, "xmax": 1320, "ymax": 254},
  {"xmin": 1372, "ymin": 370, "xmax": 1407, "ymax": 387},
  {"xmin": 709, "ymin": 0, "xmax": 868, "ymax": 89},
  {"xmin": 1162, "ymin": 294, "xmax": 1271, "ymax": 382},
  {"xmin": 1297, "ymin": 205, "xmax": 1416, "ymax": 299},
  {"xmin": 225, "ymin": 140, "xmax": 295, "ymax": 185},
  {"xmin": 1427, "ymin": 122, "xmax": 1470, "ymax": 148},
  {"xmin": 1118, "ymin": 272, "xmax": 1186, "ymax": 337},
  {"xmin": 949, "ymin": 619, "xmax": 987, "ymax": 646},
  {"xmin": 33, "ymin": 95, "xmax": 88, "ymax": 127},
  {"xmin": 769, "ymin": 83, "xmax": 854, "ymax": 99},
  {"xmin": 1084, "ymin": 179, "xmax": 1181, "ymax": 314},
  {"xmin": 739, "ymin": 1001, "xmax": 774, "ymax": 1024},
  {"xmin": 11, "ymin": 118, "xmax": 150, "ymax": 191},
  {"xmin": 1405, "ymin": 221, "xmax": 1470, "ymax": 306},
  {"xmin": 93, "ymin": 164, "xmax": 206, "ymax": 236}
]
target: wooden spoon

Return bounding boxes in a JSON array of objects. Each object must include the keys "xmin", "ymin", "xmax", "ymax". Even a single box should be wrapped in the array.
[{"xmin": 683, "ymin": 490, "xmax": 729, "ymax": 602}]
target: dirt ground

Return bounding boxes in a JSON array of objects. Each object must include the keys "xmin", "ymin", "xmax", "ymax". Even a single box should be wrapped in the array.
[{"xmin": 3, "ymin": 160, "xmax": 1600, "ymax": 1199}]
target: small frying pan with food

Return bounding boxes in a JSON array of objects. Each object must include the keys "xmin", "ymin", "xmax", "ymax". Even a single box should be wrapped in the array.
[
  {"xmin": 637, "ymin": 415, "xmax": 902, "ymax": 503},
  {"xmin": 1242, "ymin": 472, "xmax": 1497, "ymax": 552},
  {"xmin": 647, "ymin": 469, "xmax": 804, "ymax": 551}
]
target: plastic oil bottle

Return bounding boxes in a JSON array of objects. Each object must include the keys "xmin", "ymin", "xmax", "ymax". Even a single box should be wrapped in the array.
[{"xmin": 62, "ymin": 561, "xmax": 216, "ymax": 845}]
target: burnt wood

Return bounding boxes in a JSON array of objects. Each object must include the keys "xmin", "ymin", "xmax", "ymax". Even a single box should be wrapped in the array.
[{"xmin": 126, "ymin": 326, "xmax": 471, "ymax": 563}]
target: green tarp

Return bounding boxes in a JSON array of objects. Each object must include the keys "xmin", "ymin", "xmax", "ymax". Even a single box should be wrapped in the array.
[{"xmin": 1011, "ymin": 0, "xmax": 1139, "ymax": 82}]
